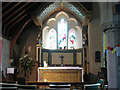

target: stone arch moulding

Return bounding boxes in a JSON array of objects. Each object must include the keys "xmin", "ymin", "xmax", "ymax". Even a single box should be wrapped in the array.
[
  {"xmin": 44, "ymin": 11, "xmax": 83, "ymax": 36},
  {"xmin": 75, "ymin": 25, "xmax": 82, "ymax": 31},
  {"xmin": 31, "ymin": 2, "xmax": 92, "ymax": 27},
  {"xmin": 42, "ymin": 10, "xmax": 83, "ymax": 49},
  {"xmin": 42, "ymin": 26, "xmax": 49, "ymax": 46},
  {"xmin": 47, "ymin": 18, "xmax": 56, "ymax": 25},
  {"xmin": 47, "ymin": 11, "xmax": 79, "ymax": 27},
  {"xmin": 43, "ymin": 26, "xmax": 49, "ymax": 31}
]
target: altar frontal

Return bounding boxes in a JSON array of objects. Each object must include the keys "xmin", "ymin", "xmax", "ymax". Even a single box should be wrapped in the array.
[{"xmin": 38, "ymin": 67, "xmax": 83, "ymax": 82}]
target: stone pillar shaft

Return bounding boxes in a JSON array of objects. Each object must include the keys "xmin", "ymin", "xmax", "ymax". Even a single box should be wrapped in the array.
[
  {"xmin": 36, "ymin": 44, "xmax": 42, "ymax": 67},
  {"xmin": 102, "ymin": 22, "xmax": 120, "ymax": 89}
]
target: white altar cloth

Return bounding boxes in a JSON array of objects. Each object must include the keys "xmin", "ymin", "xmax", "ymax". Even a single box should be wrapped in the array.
[{"xmin": 38, "ymin": 67, "xmax": 83, "ymax": 70}]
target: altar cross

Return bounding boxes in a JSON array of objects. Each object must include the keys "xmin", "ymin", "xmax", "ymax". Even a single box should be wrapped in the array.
[{"xmin": 60, "ymin": 55, "xmax": 64, "ymax": 66}]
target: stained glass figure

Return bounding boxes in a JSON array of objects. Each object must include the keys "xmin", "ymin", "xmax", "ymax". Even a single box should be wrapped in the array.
[
  {"xmin": 58, "ymin": 18, "xmax": 67, "ymax": 49},
  {"xmin": 68, "ymin": 28, "xmax": 76, "ymax": 49}
]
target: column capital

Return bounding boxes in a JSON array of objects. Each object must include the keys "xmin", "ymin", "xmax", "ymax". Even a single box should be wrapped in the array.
[
  {"xmin": 101, "ymin": 21, "xmax": 120, "ymax": 32},
  {"xmin": 36, "ymin": 44, "xmax": 42, "ymax": 47}
]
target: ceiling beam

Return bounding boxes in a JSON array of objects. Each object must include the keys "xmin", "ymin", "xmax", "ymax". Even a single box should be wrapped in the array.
[
  {"xmin": 2, "ymin": 2, "xmax": 30, "ymax": 24},
  {"xmin": 2, "ymin": 0, "xmax": 24, "ymax": 10},
  {"xmin": 5, "ymin": 9, "xmax": 26, "ymax": 27},
  {"xmin": 10, "ymin": 19, "xmax": 31, "ymax": 58},
  {"xmin": 6, "ymin": 14, "xmax": 27, "ymax": 37},
  {"xmin": 3, "ymin": 2, "xmax": 22, "ymax": 17},
  {"xmin": 2, "ymin": 2, "xmax": 12, "ymax": 10},
  {"xmin": 9, "ymin": 14, "xmax": 27, "ymax": 30},
  {"xmin": 4, "ymin": 2, "xmax": 36, "ymax": 25}
]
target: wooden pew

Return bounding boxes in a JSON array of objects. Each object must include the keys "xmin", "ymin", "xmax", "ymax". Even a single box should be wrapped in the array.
[
  {"xmin": 84, "ymin": 83, "xmax": 101, "ymax": 90},
  {"xmin": 0, "ymin": 83, "xmax": 18, "ymax": 90},
  {"xmin": 0, "ymin": 82, "xmax": 37, "ymax": 90},
  {"xmin": 26, "ymin": 81, "xmax": 99, "ymax": 90},
  {"xmin": 17, "ymin": 84, "xmax": 37, "ymax": 89},
  {"xmin": 0, "ymin": 87, "xmax": 18, "ymax": 90}
]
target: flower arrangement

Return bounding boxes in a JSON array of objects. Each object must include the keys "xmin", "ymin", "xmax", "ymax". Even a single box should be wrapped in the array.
[{"xmin": 20, "ymin": 55, "xmax": 33, "ymax": 80}]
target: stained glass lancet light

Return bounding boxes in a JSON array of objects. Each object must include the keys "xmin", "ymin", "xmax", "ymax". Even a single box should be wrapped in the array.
[
  {"xmin": 49, "ymin": 29, "xmax": 56, "ymax": 49},
  {"xmin": 68, "ymin": 28, "xmax": 76, "ymax": 49},
  {"xmin": 58, "ymin": 18, "xmax": 67, "ymax": 49}
]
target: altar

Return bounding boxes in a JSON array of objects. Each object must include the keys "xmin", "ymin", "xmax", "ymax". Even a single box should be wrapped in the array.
[{"xmin": 38, "ymin": 67, "xmax": 83, "ymax": 82}]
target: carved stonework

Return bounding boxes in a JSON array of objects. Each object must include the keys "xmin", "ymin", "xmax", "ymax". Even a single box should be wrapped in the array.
[
  {"xmin": 82, "ymin": 26, "xmax": 88, "ymax": 46},
  {"xmin": 36, "ymin": 26, "xmax": 42, "ymax": 45},
  {"xmin": 101, "ymin": 21, "xmax": 120, "ymax": 32}
]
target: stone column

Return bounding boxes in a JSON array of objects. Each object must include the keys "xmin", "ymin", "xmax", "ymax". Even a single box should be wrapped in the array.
[
  {"xmin": 99, "ymin": 2, "xmax": 120, "ymax": 89},
  {"xmin": 36, "ymin": 26, "xmax": 43, "ymax": 67},
  {"xmin": 88, "ymin": 2, "xmax": 103, "ymax": 75},
  {"xmin": 36, "ymin": 44, "xmax": 42, "ymax": 67},
  {"xmin": 101, "ymin": 21, "xmax": 120, "ymax": 89}
]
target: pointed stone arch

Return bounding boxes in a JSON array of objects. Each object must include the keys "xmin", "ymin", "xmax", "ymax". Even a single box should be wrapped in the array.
[{"xmin": 31, "ymin": 2, "xmax": 92, "ymax": 27}]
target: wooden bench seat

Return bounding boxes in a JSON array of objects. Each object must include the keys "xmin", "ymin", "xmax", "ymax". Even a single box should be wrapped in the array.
[
  {"xmin": 84, "ymin": 83, "xmax": 101, "ymax": 90},
  {"xmin": 17, "ymin": 84, "xmax": 37, "ymax": 89},
  {"xmin": 0, "ymin": 87, "xmax": 18, "ymax": 90},
  {"xmin": 0, "ymin": 82, "xmax": 37, "ymax": 90},
  {"xmin": 26, "ymin": 81, "xmax": 100, "ymax": 90}
]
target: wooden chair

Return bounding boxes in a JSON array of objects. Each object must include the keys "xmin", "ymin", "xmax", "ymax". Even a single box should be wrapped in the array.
[{"xmin": 84, "ymin": 83, "xmax": 101, "ymax": 90}]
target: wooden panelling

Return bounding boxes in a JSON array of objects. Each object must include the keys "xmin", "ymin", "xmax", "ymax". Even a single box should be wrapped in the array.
[
  {"xmin": 52, "ymin": 53, "xmax": 73, "ymax": 64},
  {"xmin": 77, "ymin": 52, "xmax": 82, "ymax": 64}
]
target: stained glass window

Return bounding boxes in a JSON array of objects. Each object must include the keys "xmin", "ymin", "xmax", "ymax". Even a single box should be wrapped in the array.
[
  {"xmin": 49, "ymin": 29, "xmax": 56, "ymax": 49},
  {"xmin": 68, "ymin": 29, "xmax": 76, "ymax": 49},
  {"xmin": 58, "ymin": 18, "xmax": 67, "ymax": 49}
]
